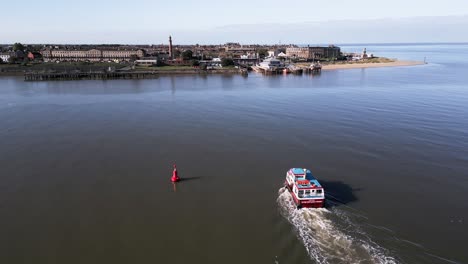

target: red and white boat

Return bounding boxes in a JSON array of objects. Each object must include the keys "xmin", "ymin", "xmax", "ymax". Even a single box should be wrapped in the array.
[{"xmin": 284, "ymin": 168, "xmax": 325, "ymax": 209}]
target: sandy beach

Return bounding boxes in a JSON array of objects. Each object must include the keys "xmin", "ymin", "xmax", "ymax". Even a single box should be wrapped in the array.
[{"xmin": 321, "ymin": 60, "xmax": 426, "ymax": 70}]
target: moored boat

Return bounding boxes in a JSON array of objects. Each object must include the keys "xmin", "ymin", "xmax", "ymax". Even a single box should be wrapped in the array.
[
  {"xmin": 284, "ymin": 168, "xmax": 325, "ymax": 209},
  {"xmin": 255, "ymin": 58, "xmax": 285, "ymax": 74},
  {"xmin": 310, "ymin": 62, "xmax": 322, "ymax": 72}
]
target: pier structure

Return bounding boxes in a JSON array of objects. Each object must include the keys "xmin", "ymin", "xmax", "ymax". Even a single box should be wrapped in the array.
[
  {"xmin": 303, "ymin": 63, "xmax": 322, "ymax": 74},
  {"xmin": 251, "ymin": 66, "xmax": 283, "ymax": 75},
  {"xmin": 252, "ymin": 65, "xmax": 320, "ymax": 75},
  {"xmin": 24, "ymin": 71, "xmax": 158, "ymax": 81}
]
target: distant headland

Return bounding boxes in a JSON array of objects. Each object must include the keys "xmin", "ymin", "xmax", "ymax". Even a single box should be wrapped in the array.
[{"xmin": 0, "ymin": 37, "xmax": 425, "ymax": 81}]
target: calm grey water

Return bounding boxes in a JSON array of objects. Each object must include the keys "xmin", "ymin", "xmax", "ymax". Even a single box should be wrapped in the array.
[{"xmin": 1, "ymin": 44, "xmax": 467, "ymax": 264}]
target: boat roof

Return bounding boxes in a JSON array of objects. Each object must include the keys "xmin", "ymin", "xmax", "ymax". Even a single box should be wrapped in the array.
[
  {"xmin": 290, "ymin": 168, "xmax": 322, "ymax": 188},
  {"xmin": 292, "ymin": 168, "xmax": 306, "ymax": 175},
  {"xmin": 296, "ymin": 180, "xmax": 321, "ymax": 189}
]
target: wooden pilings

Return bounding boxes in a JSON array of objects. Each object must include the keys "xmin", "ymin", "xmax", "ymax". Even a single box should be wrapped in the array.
[
  {"xmin": 252, "ymin": 65, "xmax": 321, "ymax": 75},
  {"xmin": 302, "ymin": 67, "xmax": 321, "ymax": 74},
  {"xmin": 24, "ymin": 71, "xmax": 158, "ymax": 81}
]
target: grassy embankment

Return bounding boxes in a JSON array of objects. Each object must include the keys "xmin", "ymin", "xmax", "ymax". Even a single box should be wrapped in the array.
[
  {"xmin": 134, "ymin": 65, "xmax": 238, "ymax": 73},
  {"xmin": 133, "ymin": 65, "xmax": 194, "ymax": 72},
  {"xmin": 0, "ymin": 62, "xmax": 238, "ymax": 75},
  {"xmin": 0, "ymin": 62, "xmax": 128, "ymax": 75}
]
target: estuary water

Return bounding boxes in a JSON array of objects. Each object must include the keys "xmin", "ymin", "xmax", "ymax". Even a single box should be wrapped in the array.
[{"xmin": 0, "ymin": 44, "xmax": 467, "ymax": 264}]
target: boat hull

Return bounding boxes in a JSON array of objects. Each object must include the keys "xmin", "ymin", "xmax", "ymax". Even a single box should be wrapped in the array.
[
  {"xmin": 284, "ymin": 182, "xmax": 325, "ymax": 208},
  {"xmin": 292, "ymin": 193, "xmax": 325, "ymax": 208}
]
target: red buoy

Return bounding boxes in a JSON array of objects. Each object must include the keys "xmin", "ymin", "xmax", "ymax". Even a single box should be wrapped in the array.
[{"xmin": 171, "ymin": 164, "xmax": 180, "ymax": 182}]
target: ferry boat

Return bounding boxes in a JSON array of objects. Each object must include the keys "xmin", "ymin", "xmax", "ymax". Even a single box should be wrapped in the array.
[
  {"xmin": 256, "ymin": 58, "xmax": 285, "ymax": 73},
  {"xmin": 284, "ymin": 168, "xmax": 325, "ymax": 209}
]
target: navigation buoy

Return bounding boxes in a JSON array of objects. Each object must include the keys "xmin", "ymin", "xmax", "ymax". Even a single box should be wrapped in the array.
[{"xmin": 171, "ymin": 164, "xmax": 180, "ymax": 182}]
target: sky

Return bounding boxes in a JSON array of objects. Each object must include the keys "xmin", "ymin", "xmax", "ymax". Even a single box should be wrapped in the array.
[{"xmin": 1, "ymin": 0, "xmax": 468, "ymax": 44}]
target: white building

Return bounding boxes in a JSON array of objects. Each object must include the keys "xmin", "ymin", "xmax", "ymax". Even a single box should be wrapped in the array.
[
  {"xmin": 135, "ymin": 59, "xmax": 157, "ymax": 66},
  {"xmin": 0, "ymin": 53, "xmax": 11, "ymax": 63},
  {"xmin": 240, "ymin": 53, "xmax": 257, "ymax": 59},
  {"xmin": 277, "ymin": 52, "xmax": 287, "ymax": 58}
]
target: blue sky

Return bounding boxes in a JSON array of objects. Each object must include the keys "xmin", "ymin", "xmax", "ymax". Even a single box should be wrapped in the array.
[{"xmin": 1, "ymin": 0, "xmax": 468, "ymax": 44}]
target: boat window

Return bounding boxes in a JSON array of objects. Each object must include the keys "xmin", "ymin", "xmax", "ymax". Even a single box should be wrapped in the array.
[
  {"xmin": 305, "ymin": 190, "xmax": 311, "ymax": 196},
  {"xmin": 316, "ymin": 189, "xmax": 322, "ymax": 194},
  {"xmin": 298, "ymin": 190, "xmax": 304, "ymax": 198}
]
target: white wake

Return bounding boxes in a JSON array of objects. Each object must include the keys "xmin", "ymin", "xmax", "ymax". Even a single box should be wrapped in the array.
[{"xmin": 277, "ymin": 188, "xmax": 397, "ymax": 264}]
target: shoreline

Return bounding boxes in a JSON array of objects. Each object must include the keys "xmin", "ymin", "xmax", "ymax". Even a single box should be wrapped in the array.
[
  {"xmin": 321, "ymin": 60, "xmax": 426, "ymax": 70},
  {"xmin": 0, "ymin": 60, "xmax": 426, "ymax": 78}
]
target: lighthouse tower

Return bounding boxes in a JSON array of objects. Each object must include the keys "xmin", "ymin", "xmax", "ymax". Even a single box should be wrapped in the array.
[
  {"xmin": 169, "ymin": 35, "xmax": 173, "ymax": 60},
  {"xmin": 362, "ymin": 48, "xmax": 368, "ymax": 59}
]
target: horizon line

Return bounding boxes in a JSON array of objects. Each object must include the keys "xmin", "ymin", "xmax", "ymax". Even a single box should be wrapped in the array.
[{"xmin": 1, "ymin": 42, "xmax": 468, "ymax": 46}]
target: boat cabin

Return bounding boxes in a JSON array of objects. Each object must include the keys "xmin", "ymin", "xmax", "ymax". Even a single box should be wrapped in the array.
[
  {"xmin": 293, "ymin": 179, "xmax": 324, "ymax": 199},
  {"xmin": 286, "ymin": 168, "xmax": 325, "ymax": 199},
  {"xmin": 259, "ymin": 58, "xmax": 283, "ymax": 70},
  {"xmin": 284, "ymin": 167, "xmax": 326, "ymax": 208}
]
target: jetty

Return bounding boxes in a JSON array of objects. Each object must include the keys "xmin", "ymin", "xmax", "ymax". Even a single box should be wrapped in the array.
[
  {"xmin": 285, "ymin": 64, "xmax": 304, "ymax": 74},
  {"xmin": 252, "ymin": 64, "xmax": 321, "ymax": 75},
  {"xmin": 251, "ymin": 65, "xmax": 283, "ymax": 74},
  {"xmin": 303, "ymin": 63, "xmax": 322, "ymax": 74}
]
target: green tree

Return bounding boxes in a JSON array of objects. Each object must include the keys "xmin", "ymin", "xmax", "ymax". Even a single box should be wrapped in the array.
[
  {"xmin": 13, "ymin": 43, "xmax": 25, "ymax": 52},
  {"xmin": 257, "ymin": 48, "xmax": 268, "ymax": 59},
  {"xmin": 129, "ymin": 54, "xmax": 138, "ymax": 62},
  {"xmin": 191, "ymin": 60, "xmax": 200, "ymax": 67},
  {"xmin": 182, "ymin": 50, "xmax": 193, "ymax": 60},
  {"xmin": 221, "ymin": 58, "xmax": 234, "ymax": 67},
  {"xmin": 8, "ymin": 56, "xmax": 18, "ymax": 64}
]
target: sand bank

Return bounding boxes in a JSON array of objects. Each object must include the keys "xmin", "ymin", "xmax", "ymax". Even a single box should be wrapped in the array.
[{"xmin": 321, "ymin": 60, "xmax": 426, "ymax": 70}]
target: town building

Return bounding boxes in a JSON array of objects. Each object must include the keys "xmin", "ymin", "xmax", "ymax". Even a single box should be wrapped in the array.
[
  {"xmin": 233, "ymin": 57, "xmax": 258, "ymax": 66},
  {"xmin": 286, "ymin": 45, "xmax": 341, "ymax": 60},
  {"xmin": 27, "ymin": 52, "xmax": 42, "ymax": 61},
  {"xmin": 285, "ymin": 47, "xmax": 310, "ymax": 60},
  {"xmin": 41, "ymin": 49, "xmax": 145, "ymax": 62},
  {"xmin": 277, "ymin": 52, "xmax": 287, "ymax": 58},
  {"xmin": 199, "ymin": 59, "xmax": 222, "ymax": 69},
  {"xmin": 0, "ymin": 53, "xmax": 11, "ymax": 63},
  {"xmin": 224, "ymin": 43, "xmax": 257, "ymax": 58},
  {"xmin": 135, "ymin": 59, "xmax": 158, "ymax": 66}
]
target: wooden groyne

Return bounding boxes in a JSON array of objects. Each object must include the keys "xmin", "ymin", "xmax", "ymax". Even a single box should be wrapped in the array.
[{"xmin": 24, "ymin": 71, "xmax": 158, "ymax": 81}]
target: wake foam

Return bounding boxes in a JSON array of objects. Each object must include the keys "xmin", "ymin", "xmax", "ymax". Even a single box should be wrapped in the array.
[{"xmin": 277, "ymin": 188, "xmax": 397, "ymax": 264}]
